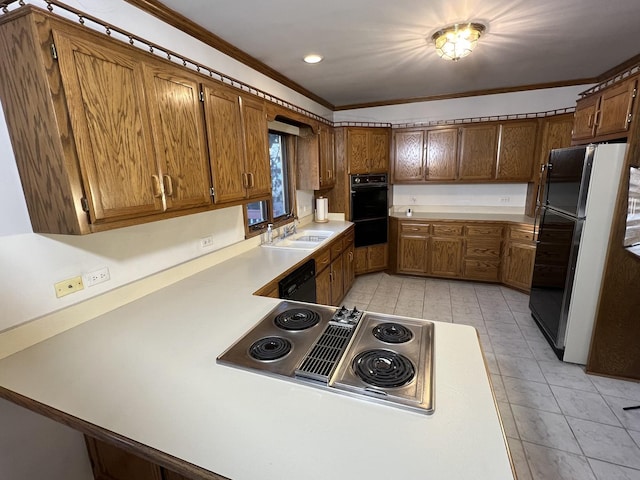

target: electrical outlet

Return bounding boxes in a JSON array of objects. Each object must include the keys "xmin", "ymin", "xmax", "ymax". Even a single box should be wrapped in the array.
[
  {"xmin": 200, "ymin": 235, "xmax": 214, "ymax": 250},
  {"xmin": 84, "ymin": 267, "xmax": 110, "ymax": 287},
  {"xmin": 54, "ymin": 276, "xmax": 84, "ymax": 298}
]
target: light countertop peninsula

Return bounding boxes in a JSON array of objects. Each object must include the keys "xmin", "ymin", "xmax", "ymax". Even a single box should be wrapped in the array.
[{"xmin": 0, "ymin": 220, "xmax": 514, "ymax": 480}]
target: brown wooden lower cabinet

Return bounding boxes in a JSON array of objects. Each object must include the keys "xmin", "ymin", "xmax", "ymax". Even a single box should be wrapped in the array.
[
  {"xmin": 316, "ymin": 266, "xmax": 331, "ymax": 305},
  {"xmin": 163, "ymin": 470, "xmax": 193, "ymax": 480},
  {"xmin": 502, "ymin": 225, "xmax": 536, "ymax": 292},
  {"xmin": 85, "ymin": 436, "xmax": 163, "ymax": 480},
  {"xmin": 85, "ymin": 436, "xmax": 213, "ymax": 480},
  {"xmin": 390, "ymin": 217, "xmax": 535, "ymax": 291},
  {"xmin": 355, "ymin": 244, "xmax": 388, "ymax": 274},
  {"xmin": 315, "ymin": 225, "xmax": 355, "ymax": 306},
  {"xmin": 429, "ymin": 236, "xmax": 463, "ymax": 277},
  {"xmin": 329, "ymin": 254, "xmax": 345, "ymax": 306}
]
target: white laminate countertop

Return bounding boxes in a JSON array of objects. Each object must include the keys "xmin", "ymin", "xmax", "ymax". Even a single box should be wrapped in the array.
[{"xmin": 0, "ymin": 221, "xmax": 514, "ymax": 480}]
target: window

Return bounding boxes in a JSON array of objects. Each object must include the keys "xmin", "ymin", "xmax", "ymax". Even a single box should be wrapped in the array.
[{"xmin": 245, "ymin": 131, "xmax": 295, "ymax": 235}]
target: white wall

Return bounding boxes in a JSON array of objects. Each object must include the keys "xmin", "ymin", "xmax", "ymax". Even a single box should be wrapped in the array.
[
  {"xmin": 393, "ymin": 183, "xmax": 527, "ymax": 213},
  {"xmin": 334, "ymin": 85, "xmax": 589, "ymax": 124}
]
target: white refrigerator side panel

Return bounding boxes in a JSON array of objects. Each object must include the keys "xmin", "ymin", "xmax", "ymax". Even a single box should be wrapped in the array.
[{"xmin": 564, "ymin": 143, "xmax": 628, "ymax": 364}]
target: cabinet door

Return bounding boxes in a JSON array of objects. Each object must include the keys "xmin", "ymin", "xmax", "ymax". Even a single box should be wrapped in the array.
[
  {"xmin": 430, "ymin": 237, "xmax": 463, "ymax": 277},
  {"xmin": 392, "ymin": 130, "xmax": 425, "ymax": 182},
  {"xmin": 330, "ymin": 255, "xmax": 344, "ymax": 306},
  {"xmin": 319, "ymin": 126, "xmax": 336, "ymax": 188},
  {"xmin": 426, "ymin": 128, "xmax": 458, "ymax": 181},
  {"xmin": 536, "ymin": 114, "xmax": 574, "ymax": 181},
  {"xmin": 53, "ymin": 30, "xmax": 163, "ymax": 222},
  {"xmin": 354, "ymin": 247, "xmax": 368, "ymax": 274},
  {"xmin": 143, "ymin": 62, "xmax": 211, "ymax": 211},
  {"xmin": 496, "ymin": 120, "xmax": 538, "ymax": 181},
  {"xmin": 241, "ymin": 95, "xmax": 271, "ymax": 198},
  {"xmin": 573, "ymin": 95, "xmax": 600, "ymax": 141},
  {"xmin": 203, "ymin": 84, "xmax": 246, "ymax": 203},
  {"xmin": 458, "ymin": 125, "xmax": 498, "ymax": 180},
  {"xmin": 368, "ymin": 244, "xmax": 388, "ymax": 271},
  {"xmin": 344, "ymin": 244, "xmax": 355, "ymax": 294},
  {"xmin": 597, "ymin": 79, "xmax": 637, "ymax": 137},
  {"xmin": 316, "ymin": 267, "xmax": 331, "ymax": 305},
  {"xmin": 503, "ymin": 242, "xmax": 536, "ymax": 291},
  {"xmin": 347, "ymin": 128, "xmax": 370, "ymax": 173},
  {"xmin": 398, "ymin": 235, "xmax": 428, "ymax": 274},
  {"xmin": 370, "ymin": 129, "xmax": 390, "ymax": 172},
  {"xmin": 85, "ymin": 437, "xmax": 162, "ymax": 480}
]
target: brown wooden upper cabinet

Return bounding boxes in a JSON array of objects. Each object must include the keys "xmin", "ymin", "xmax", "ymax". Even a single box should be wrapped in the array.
[
  {"xmin": 297, "ymin": 125, "xmax": 336, "ymax": 190},
  {"xmin": 203, "ymin": 84, "xmax": 270, "ymax": 203},
  {"xmin": 572, "ymin": 76, "xmax": 638, "ymax": 143},
  {"xmin": 392, "ymin": 119, "xmax": 539, "ymax": 184},
  {"xmin": 0, "ymin": 7, "xmax": 273, "ymax": 234},
  {"xmin": 391, "ymin": 128, "xmax": 457, "ymax": 182},
  {"xmin": 346, "ymin": 127, "xmax": 390, "ymax": 174},
  {"xmin": 496, "ymin": 120, "xmax": 538, "ymax": 182},
  {"xmin": 458, "ymin": 124, "xmax": 498, "ymax": 180}
]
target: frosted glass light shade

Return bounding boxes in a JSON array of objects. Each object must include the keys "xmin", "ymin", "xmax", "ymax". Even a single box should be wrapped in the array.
[{"xmin": 432, "ymin": 23, "xmax": 485, "ymax": 61}]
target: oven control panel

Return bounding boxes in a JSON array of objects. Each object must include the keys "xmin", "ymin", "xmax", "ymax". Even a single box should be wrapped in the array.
[{"xmin": 330, "ymin": 306, "xmax": 363, "ymax": 328}]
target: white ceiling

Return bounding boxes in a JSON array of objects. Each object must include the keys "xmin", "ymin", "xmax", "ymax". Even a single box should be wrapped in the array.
[{"xmin": 159, "ymin": 0, "xmax": 640, "ymax": 109}]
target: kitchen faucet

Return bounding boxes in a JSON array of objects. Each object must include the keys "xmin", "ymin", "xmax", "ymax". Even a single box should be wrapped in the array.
[{"xmin": 281, "ymin": 218, "xmax": 298, "ymax": 239}]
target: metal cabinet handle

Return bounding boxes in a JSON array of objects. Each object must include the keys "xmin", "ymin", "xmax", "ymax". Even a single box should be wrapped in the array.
[
  {"xmin": 163, "ymin": 175, "xmax": 173, "ymax": 197},
  {"xmin": 151, "ymin": 175, "xmax": 162, "ymax": 198}
]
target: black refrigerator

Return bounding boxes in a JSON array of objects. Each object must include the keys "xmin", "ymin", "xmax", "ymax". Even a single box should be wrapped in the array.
[{"xmin": 529, "ymin": 143, "xmax": 627, "ymax": 362}]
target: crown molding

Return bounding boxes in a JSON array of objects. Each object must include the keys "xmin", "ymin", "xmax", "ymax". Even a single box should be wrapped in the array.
[{"xmin": 334, "ymin": 78, "xmax": 597, "ymax": 111}]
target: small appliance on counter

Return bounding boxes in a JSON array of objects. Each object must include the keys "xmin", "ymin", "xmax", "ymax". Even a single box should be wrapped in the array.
[
  {"xmin": 217, "ymin": 301, "xmax": 435, "ymax": 414},
  {"xmin": 314, "ymin": 196, "xmax": 329, "ymax": 223}
]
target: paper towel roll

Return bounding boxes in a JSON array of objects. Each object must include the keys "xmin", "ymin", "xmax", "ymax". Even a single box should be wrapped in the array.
[{"xmin": 315, "ymin": 197, "xmax": 328, "ymax": 223}]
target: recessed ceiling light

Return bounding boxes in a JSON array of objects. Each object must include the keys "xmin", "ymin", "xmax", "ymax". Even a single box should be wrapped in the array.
[{"xmin": 303, "ymin": 54, "xmax": 323, "ymax": 64}]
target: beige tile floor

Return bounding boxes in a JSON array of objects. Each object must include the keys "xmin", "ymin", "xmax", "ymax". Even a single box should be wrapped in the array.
[{"xmin": 343, "ymin": 272, "xmax": 640, "ymax": 480}]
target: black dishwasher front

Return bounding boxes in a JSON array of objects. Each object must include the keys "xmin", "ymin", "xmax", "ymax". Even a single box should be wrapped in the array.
[{"xmin": 278, "ymin": 259, "xmax": 316, "ymax": 303}]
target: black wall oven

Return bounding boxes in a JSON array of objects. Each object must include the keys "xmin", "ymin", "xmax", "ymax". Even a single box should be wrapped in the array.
[{"xmin": 350, "ymin": 174, "xmax": 388, "ymax": 248}]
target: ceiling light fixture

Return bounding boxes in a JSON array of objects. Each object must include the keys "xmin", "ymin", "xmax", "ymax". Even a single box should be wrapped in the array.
[
  {"xmin": 432, "ymin": 23, "xmax": 486, "ymax": 61},
  {"xmin": 303, "ymin": 54, "xmax": 323, "ymax": 64}
]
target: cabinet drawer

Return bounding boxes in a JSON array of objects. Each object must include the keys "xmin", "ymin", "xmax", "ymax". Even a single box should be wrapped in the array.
[
  {"xmin": 465, "ymin": 224, "xmax": 503, "ymax": 237},
  {"xmin": 343, "ymin": 229, "xmax": 355, "ymax": 249},
  {"xmin": 510, "ymin": 227, "xmax": 534, "ymax": 242},
  {"xmin": 400, "ymin": 222, "xmax": 430, "ymax": 234},
  {"xmin": 432, "ymin": 224, "xmax": 463, "ymax": 236},
  {"xmin": 330, "ymin": 237, "xmax": 345, "ymax": 259},
  {"xmin": 463, "ymin": 260, "xmax": 501, "ymax": 282},
  {"xmin": 314, "ymin": 248, "xmax": 331, "ymax": 272},
  {"xmin": 465, "ymin": 238, "xmax": 502, "ymax": 259}
]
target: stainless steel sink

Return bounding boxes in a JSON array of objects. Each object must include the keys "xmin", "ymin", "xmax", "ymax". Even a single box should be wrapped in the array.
[{"xmin": 261, "ymin": 229, "xmax": 335, "ymax": 250}]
